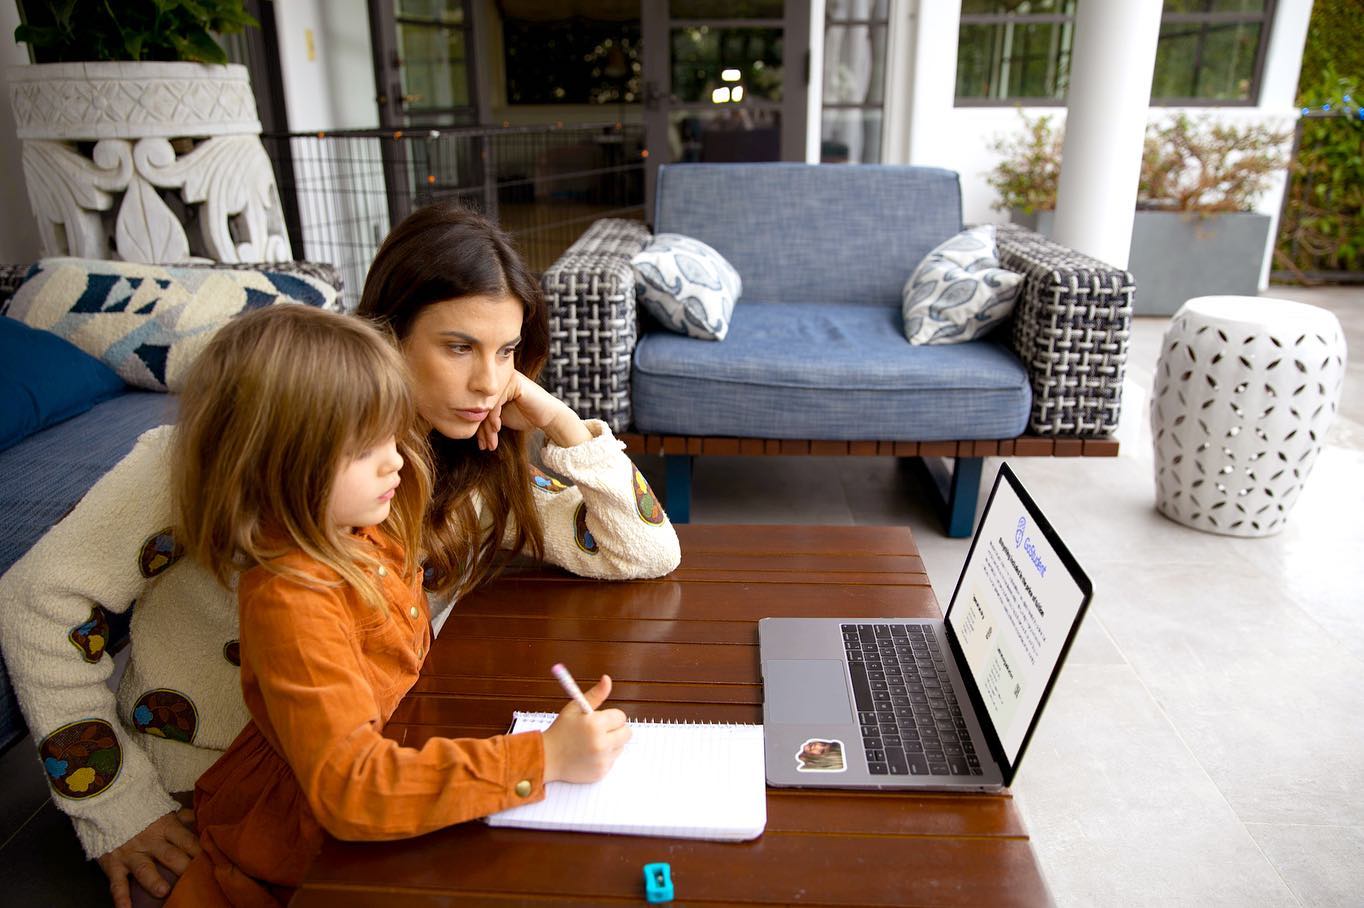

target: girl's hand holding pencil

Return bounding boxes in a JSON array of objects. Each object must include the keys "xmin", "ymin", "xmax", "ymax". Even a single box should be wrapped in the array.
[{"xmin": 542, "ymin": 670, "xmax": 631, "ymax": 783}]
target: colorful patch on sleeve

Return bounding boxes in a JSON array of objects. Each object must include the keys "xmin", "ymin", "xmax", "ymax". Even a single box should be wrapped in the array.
[
  {"xmin": 131, "ymin": 689, "xmax": 198, "ymax": 744},
  {"xmin": 67, "ymin": 605, "xmax": 112, "ymax": 663},
  {"xmin": 223, "ymin": 640, "xmax": 241, "ymax": 666},
  {"xmin": 529, "ymin": 464, "xmax": 569, "ymax": 494},
  {"xmin": 632, "ymin": 465, "xmax": 666, "ymax": 526},
  {"xmin": 39, "ymin": 719, "xmax": 121, "ymax": 799},
  {"xmin": 573, "ymin": 502, "xmax": 599, "ymax": 554},
  {"xmin": 138, "ymin": 528, "xmax": 184, "ymax": 578}
]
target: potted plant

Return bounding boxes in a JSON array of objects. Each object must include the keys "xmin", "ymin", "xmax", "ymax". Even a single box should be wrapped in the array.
[
  {"xmin": 988, "ymin": 112, "xmax": 1291, "ymax": 316},
  {"xmin": 8, "ymin": 1, "xmax": 292, "ymax": 264}
]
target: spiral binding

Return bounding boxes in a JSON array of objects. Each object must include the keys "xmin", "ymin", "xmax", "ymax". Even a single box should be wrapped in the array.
[{"xmin": 513, "ymin": 710, "xmax": 758, "ymax": 729}]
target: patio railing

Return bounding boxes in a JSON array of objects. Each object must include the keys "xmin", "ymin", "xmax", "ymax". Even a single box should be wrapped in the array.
[{"xmin": 261, "ymin": 122, "xmax": 646, "ymax": 307}]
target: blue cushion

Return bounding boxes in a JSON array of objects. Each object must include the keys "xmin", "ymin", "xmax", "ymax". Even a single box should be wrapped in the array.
[
  {"xmin": 631, "ymin": 303, "xmax": 1031, "ymax": 441},
  {"xmin": 0, "ymin": 316, "xmax": 126, "ymax": 452},
  {"xmin": 654, "ymin": 163, "xmax": 963, "ymax": 308},
  {"xmin": 0, "ymin": 391, "xmax": 173, "ymax": 576}
]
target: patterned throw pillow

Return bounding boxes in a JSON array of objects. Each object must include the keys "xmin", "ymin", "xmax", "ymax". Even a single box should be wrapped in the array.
[
  {"xmin": 7, "ymin": 258, "xmax": 339, "ymax": 392},
  {"xmin": 901, "ymin": 225, "xmax": 1022, "ymax": 345},
  {"xmin": 631, "ymin": 234, "xmax": 742, "ymax": 341}
]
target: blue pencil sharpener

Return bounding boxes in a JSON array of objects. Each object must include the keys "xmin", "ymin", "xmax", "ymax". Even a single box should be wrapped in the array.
[{"xmin": 643, "ymin": 862, "xmax": 674, "ymax": 903}]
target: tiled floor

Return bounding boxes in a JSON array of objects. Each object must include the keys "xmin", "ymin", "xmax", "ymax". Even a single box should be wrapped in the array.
[{"xmin": 0, "ymin": 286, "xmax": 1359, "ymax": 906}]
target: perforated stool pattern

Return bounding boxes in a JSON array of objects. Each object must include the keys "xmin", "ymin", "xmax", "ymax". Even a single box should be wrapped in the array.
[{"xmin": 1151, "ymin": 296, "xmax": 1347, "ymax": 537}]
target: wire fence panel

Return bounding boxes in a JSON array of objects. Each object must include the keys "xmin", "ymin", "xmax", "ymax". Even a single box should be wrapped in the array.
[{"xmin": 262, "ymin": 123, "xmax": 646, "ymax": 308}]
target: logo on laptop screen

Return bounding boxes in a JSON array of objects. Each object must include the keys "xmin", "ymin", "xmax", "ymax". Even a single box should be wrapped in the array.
[{"xmin": 1015, "ymin": 516, "xmax": 1026, "ymax": 548}]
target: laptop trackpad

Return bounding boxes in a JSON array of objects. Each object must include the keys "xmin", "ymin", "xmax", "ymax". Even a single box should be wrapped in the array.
[{"xmin": 765, "ymin": 660, "xmax": 855, "ymax": 724}]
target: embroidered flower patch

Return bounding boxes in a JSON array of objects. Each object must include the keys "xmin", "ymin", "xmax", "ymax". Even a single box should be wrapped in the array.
[
  {"xmin": 68, "ymin": 605, "xmax": 112, "ymax": 663},
  {"xmin": 529, "ymin": 465, "xmax": 569, "ymax": 493},
  {"xmin": 40, "ymin": 719, "xmax": 121, "ymax": 799},
  {"xmin": 138, "ymin": 528, "xmax": 184, "ymax": 578},
  {"xmin": 131, "ymin": 689, "xmax": 198, "ymax": 744},
  {"xmin": 632, "ymin": 466, "xmax": 666, "ymax": 526},
  {"xmin": 573, "ymin": 503, "xmax": 599, "ymax": 554}
]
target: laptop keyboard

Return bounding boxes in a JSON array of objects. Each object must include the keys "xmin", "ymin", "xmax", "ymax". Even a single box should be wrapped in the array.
[{"xmin": 842, "ymin": 623, "xmax": 984, "ymax": 777}]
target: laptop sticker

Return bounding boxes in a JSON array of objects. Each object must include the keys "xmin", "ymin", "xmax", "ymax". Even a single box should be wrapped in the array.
[{"xmin": 795, "ymin": 738, "xmax": 846, "ymax": 772}]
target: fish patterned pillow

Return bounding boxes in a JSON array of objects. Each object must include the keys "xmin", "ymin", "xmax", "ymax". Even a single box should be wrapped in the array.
[
  {"xmin": 901, "ymin": 225, "xmax": 1022, "ymax": 345},
  {"xmin": 630, "ymin": 234, "xmax": 742, "ymax": 341}
]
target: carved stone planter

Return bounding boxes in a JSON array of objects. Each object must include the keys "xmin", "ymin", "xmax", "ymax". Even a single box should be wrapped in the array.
[{"xmin": 7, "ymin": 61, "xmax": 291, "ymax": 264}]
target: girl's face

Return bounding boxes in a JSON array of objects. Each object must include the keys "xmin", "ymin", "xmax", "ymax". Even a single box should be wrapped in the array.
[
  {"xmin": 330, "ymin": 435, "xmax": 404, "ymax": 530},
  {"xmin": 402, "ymin": 294, "xmax": 524, "ymax": 440},
  {"xmin": 803, "ymin": 741, "xmax": 830, "ymax": 756}
]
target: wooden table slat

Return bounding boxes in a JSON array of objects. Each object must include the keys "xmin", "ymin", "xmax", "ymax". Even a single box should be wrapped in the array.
[
  {"xmin": 301, "ymin": 828, "xmax": 1049, "ymax": 907},
  {"xmin": 449, "ymin": 582, "xmax": 942, "ymax": 623}
]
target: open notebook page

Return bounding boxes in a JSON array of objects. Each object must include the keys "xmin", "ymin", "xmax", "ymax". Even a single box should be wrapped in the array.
[{"xmin": 486, "ymin": 711, "xmax": 766, "ymax": 841}]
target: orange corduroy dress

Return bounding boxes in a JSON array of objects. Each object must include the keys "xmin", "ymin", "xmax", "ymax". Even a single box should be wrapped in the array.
[{"xmin": 167, "ymin": 527, "xmax": 546, "ymax": 907}]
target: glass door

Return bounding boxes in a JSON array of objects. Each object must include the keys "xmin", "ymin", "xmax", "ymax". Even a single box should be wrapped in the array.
[
  {"xmin": 372, "ymin": 0, "xmax": 478, "ymax": 128},
  {"xmin": 641, "ymin": 0, "xmax": 811, "ymax": 215}
]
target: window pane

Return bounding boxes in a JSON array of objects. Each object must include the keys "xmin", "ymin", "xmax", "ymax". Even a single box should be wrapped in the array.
[
  {"xmin": 668, "ymin": 108, "xmax": 782, "ymax": 164},
  {"xmin": 671, "ymin": 26, "xmax": 784, "ymax": 103},
  {"xmin": 503, "ymin": 20, "xmax": 642, "ymax": 104},
  {"xmin": 956, "ymin": 21, "xmax": 1071, "ymax": 100},
  {"xmin": 670, "ymin": 0, "xmax": 783, "ymax": 18},
  {"xmin": 397, "ymin": 0, "xmax": 465, "ymax": 25},
  {"xmin": 827, "ymin": 0, "xmax": 888, "ymax": 22},
  {"xmin": 398, "ymin": 24, "xmax": 469, "ymax": 110},
  {"xmin": 1152, "ymin": 20, "xmax": 1260, "ymax": 100},
  {"xmin": 821, "ymin": 108, "xmax": 882, "ymax": 164},
  {"xmin": 961, "ymin": 0, "xmax": 1073, "ymax": 14},
  {"xmin": 1162, "ymin": 0, "xmax": 1265, "ymax": 13},
  {"xmin": 824, "ymin": 23, "xmax": 885, "ymax": 105}
]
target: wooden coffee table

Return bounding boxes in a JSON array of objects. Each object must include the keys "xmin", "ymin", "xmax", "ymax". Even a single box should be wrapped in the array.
[{"xmin": 293, "ymin": 525, "xmax": 1051, "ymax": 906}]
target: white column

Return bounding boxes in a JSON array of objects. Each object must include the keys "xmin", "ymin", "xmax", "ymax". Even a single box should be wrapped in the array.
[
  {"xmin": 904, "ymin": 0, "xmax": 961, "ymax": 167},
  {"xmin": 1051, "ymin": 0, "xmax": 1163, "ymax": 270}
]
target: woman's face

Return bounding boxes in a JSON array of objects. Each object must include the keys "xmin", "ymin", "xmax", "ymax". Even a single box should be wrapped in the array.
[
  {"xmin": 803, "ymin": 741, "xmax": 830, "ymax": 756},
  {"xmin": 402, "ymin": 293, "xmax": 524, "ymax": 440}
]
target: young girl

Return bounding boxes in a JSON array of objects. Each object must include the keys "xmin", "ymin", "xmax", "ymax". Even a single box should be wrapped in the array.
[{"xmin": 164, "ymin": 305, "xmax": 630, "ymax": 906}]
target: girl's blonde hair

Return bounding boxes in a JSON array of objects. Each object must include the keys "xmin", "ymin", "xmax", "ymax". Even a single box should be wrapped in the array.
[{"xmin": 172, "ymin": 304, "xmax": 432, "ymax": 609}]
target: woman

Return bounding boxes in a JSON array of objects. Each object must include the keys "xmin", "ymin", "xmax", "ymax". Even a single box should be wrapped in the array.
[{"xmin": 0, "ymin": 203, "xmax": 678, "ymax": 908}]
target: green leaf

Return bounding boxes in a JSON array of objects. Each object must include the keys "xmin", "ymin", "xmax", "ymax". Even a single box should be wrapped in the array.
[{"xmin": 169, "ymin": 27, "xmax": 227, "ymax": 64}]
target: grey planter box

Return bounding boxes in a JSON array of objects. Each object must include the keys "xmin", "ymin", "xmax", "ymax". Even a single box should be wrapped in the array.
[{"xmin": 1010, "ymin": 209, "xmax": 1272, "ymax": 317}]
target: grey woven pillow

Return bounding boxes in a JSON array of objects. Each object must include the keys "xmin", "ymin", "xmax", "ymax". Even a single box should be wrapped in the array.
[
  {"xmin": 631, "ymin": 234, "xmax": 742, "ymax": 341},
  {"xmin": 901, "ymin": 225, "xmax": 1022, "ymax": 345}
]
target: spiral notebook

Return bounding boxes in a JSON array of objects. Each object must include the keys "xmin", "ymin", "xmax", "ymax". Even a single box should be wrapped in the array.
[{"xmin": 487, "ymin": 711, "xmax": 767, "ymax": 841}]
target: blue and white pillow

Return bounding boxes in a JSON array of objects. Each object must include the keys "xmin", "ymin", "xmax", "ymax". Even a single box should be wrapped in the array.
[
  {"xmin": 901, "ymin": 225, "xmax": 1022, "ymax": 346},
  {"xmin": 7, "ymin": 258, "xmax": 339, "ymax": 392},
  {"xmin": 631, "ymin": 234, "xmax": 742, "ymax": 341}
]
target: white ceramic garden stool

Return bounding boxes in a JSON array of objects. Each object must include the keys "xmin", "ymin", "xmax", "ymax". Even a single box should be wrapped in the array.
[{"xmin": 1151, "ymin": 296, "xmax": 1347, "ymax": 537}]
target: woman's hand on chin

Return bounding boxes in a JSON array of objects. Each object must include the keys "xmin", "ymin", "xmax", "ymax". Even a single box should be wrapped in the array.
[{"xmin": 477, "ymin": 371, "xmax": 592, "ymax": 451}]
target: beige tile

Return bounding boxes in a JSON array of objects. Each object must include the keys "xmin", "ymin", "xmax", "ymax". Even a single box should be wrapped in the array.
[
  {"xmin": 1013, "ymin": 664, "xmax": 1297, "ymax": 907},
  {"xmin": 1246, "ymin": 823, "xmax": 1364, "ymax": 908},
  {"xmin": 1095, "ymin": 561, "xmax": 1364, "ymax": 826}
]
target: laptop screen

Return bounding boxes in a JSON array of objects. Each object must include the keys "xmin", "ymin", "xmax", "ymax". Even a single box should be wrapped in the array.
[{"xmin": 945, "ymin": 465, "xmax": 1091, "ymax": 765}]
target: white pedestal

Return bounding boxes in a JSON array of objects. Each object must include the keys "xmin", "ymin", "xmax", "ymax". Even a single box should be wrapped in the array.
[
  {"xmin": 7, "ymin": 62, "xmax": 291, "ymax": 265},
  {"xmin": 1151, "ymin": 296, "xmax": 1347, "ymax": 536}
]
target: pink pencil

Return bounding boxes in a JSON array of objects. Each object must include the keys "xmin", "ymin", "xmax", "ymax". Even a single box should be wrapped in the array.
[{"xmin": 551, "ymin": 663, "xmax": 594, "ymax": 715}]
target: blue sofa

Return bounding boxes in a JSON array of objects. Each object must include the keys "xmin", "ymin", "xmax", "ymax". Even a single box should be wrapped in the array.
[{"xmin": 541, "ymin": 163, "xmax": 1134, "ymax": 529}]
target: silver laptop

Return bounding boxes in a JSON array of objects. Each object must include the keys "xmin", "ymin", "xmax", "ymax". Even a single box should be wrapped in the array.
[{"xmin": 760, "ymin": 463, "xmax": 1092, "ymax": 790}]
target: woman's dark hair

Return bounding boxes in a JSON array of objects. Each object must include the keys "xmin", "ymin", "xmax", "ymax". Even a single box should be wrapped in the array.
[{"xmin": 356, "ymin": 202, "xmax": 548, "ymax": 598}]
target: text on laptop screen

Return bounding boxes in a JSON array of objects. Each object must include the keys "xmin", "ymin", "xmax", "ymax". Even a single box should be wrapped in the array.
[{"xmin": 947, "ymin": 476, "xmax": 1086, "ymax": 762}]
